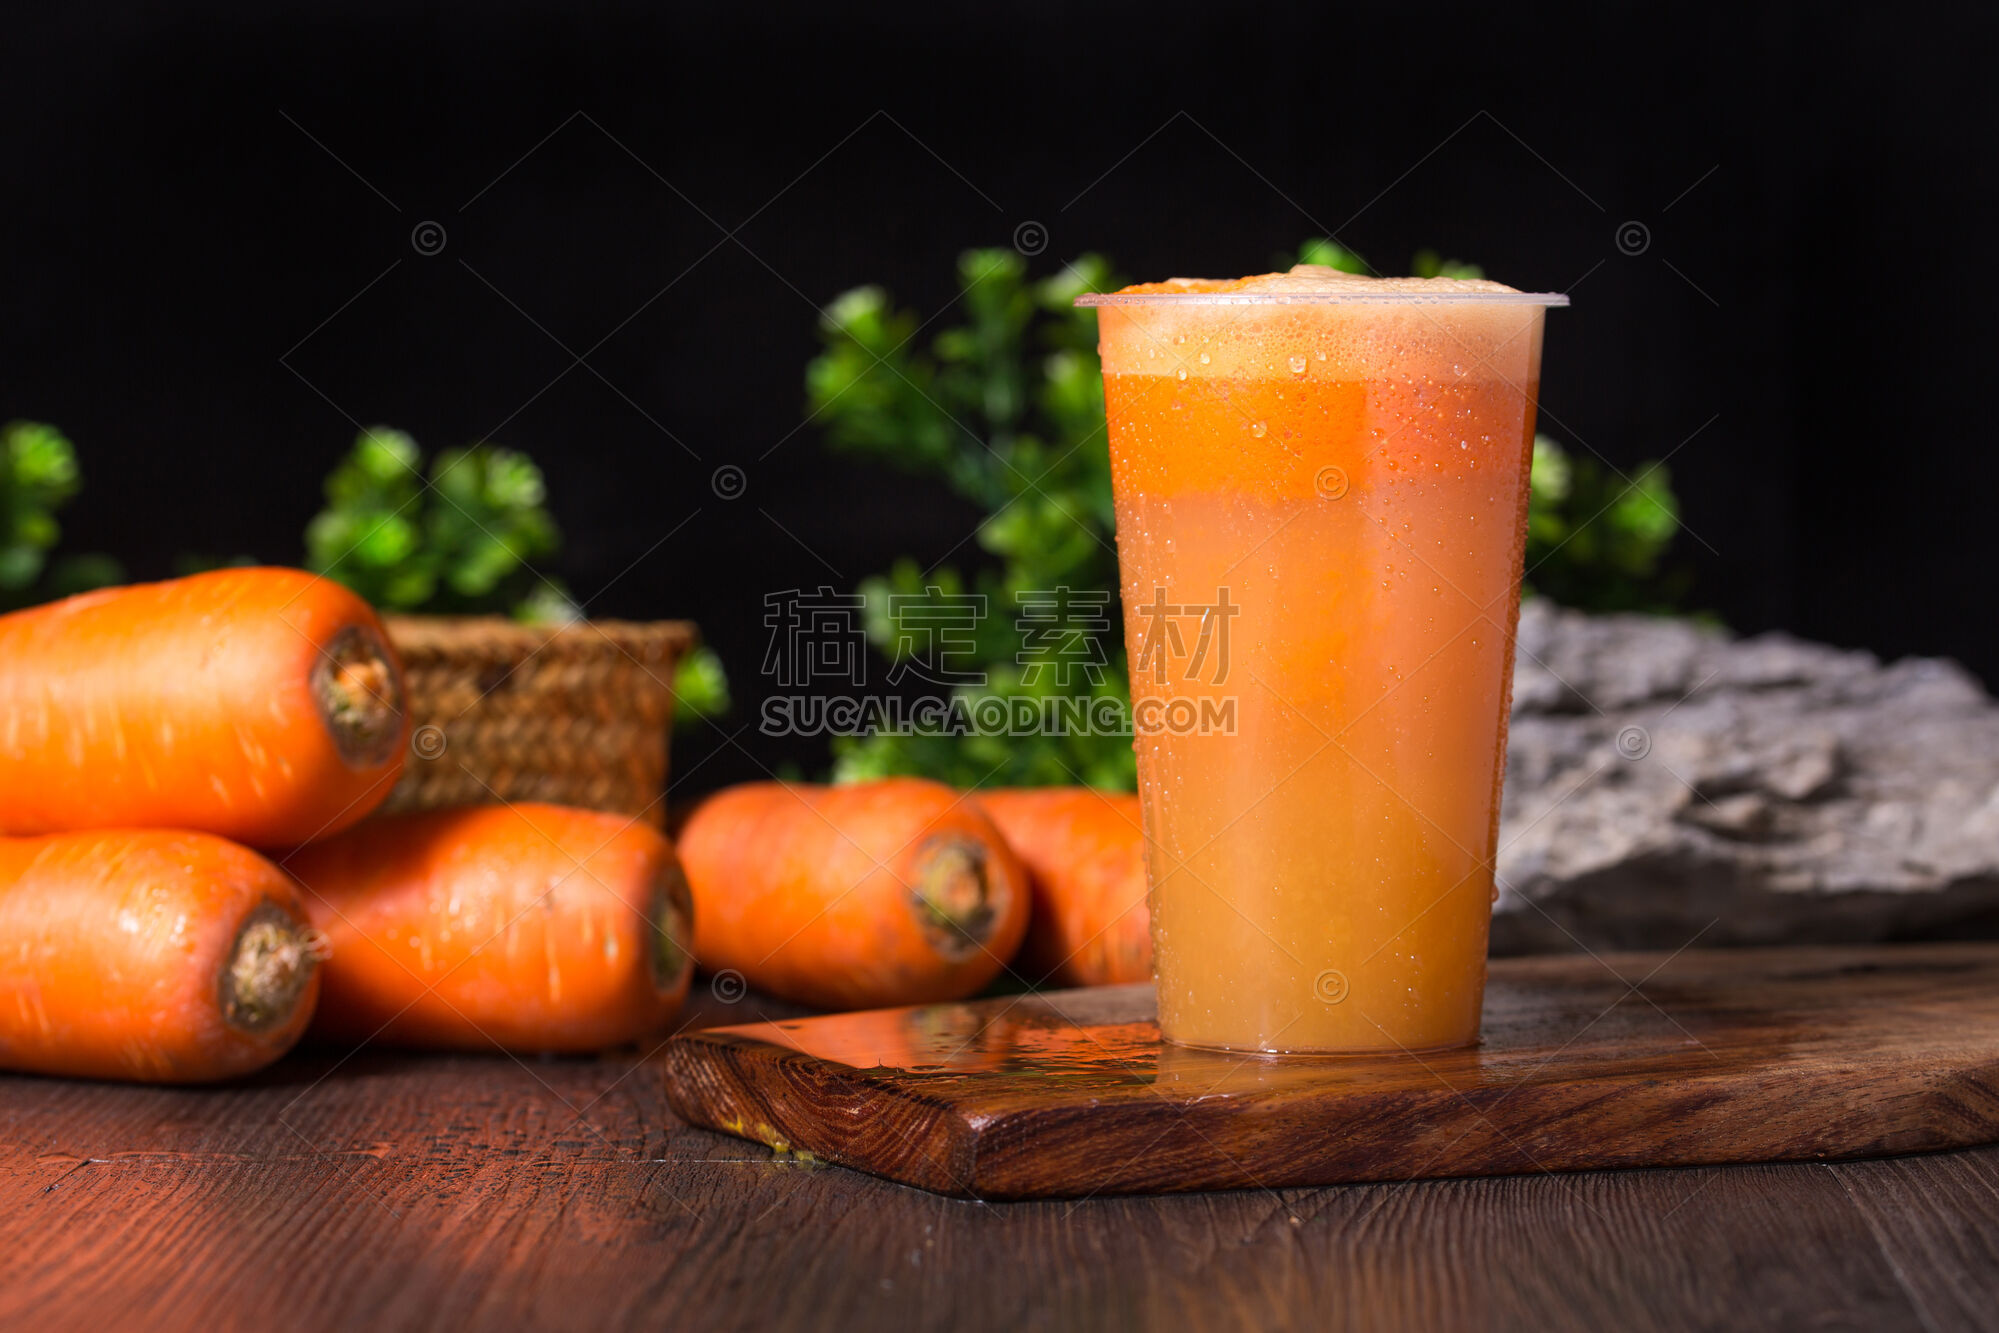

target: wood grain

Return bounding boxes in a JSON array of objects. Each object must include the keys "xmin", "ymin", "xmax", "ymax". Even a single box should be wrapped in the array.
[
  {"xmin": 3, "ymin": 1019, "xmax": 1988, "ymax": 1331},
  {"xmin": 662, "ymin": 943, "xmax": 1999, "ymax": 1198},
  {"xmin": 1829, "ymin": 1149, "xmax": 1999, "ymax": 1333}
]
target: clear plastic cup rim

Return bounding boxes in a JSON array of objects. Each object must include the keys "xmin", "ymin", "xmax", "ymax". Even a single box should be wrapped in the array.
[{"xmin": 1076, "ymin": 290, "xmax": 1568, "ymax": 307}]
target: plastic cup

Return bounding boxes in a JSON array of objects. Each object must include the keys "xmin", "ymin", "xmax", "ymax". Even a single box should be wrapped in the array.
[{"xmin": 1080, "ymin": 282, "xmax": 1565, "ymax": 1052}]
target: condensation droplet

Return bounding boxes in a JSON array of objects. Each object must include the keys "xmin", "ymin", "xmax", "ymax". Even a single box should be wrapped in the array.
[
  {"xmin": 1289, "ymin": 355, "xmax": 1308, "ymax": 375},
  {"xmin": 1249, "ymin": 421, "xmax": 1266, "ymax": 437},
  {"xmin": 1199, "ymin": 351, "xmax": 1211, "ymax": 365},
  {"xmin": 1177, "ymin": 368, "xmax": 1188, "ymax": 381}
]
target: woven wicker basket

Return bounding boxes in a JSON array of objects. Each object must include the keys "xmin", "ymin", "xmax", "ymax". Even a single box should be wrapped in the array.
[{"xmin": 381, "ymin": 616, "xmax": 697, "ymax": 826}]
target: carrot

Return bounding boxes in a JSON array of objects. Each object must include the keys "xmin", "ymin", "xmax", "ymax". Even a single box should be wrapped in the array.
[
  {"xmin": 288, "ymin": 803, "xmax": 694, "ymax": 1053},
  {"xmin": 0, "ymin": 567, "xmax": 408, "ymax": 847},
  {"xmin": 975, "ymin": 787, "xmax": 1152, "ymax": 988},
  {"xmin": 0, "ymin": 830, "xmax": 321, "ymax": 1082},
  {"xmin": 677, "ymin": 779, "xmax": 1030, "ymax": 1010}
]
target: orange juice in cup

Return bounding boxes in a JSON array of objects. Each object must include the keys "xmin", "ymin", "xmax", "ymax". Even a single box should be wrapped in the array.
[{"xmin": 1080, "ymin": 266, "xmax": 1564, "ymax": 1053}]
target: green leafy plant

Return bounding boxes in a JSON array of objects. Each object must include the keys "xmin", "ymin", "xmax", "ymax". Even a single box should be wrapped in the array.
[
  {"xmin": 671, "ymin": 642, "xmax": 732, "ymax": 727},
  {"xmin": 811, "ymin": 249, "xmax": 1134, "ymax": 789},
  {"xmin": 1293, "ymin": 238, "xmax": 1369, "ymax": 273},
  {"xmin": 0, "ymin": 421, "xmax": 77, "ymax": 593},
  {"xmin": 0, "ymin": 421, "xmax": 124, "ymax": 610},
  {"xmin": 1294, "ymin": 237, "xmax": 1485, "ymax": 281},
  {"xmin": 1525, "ymin": 436, "xmax": 1686, "ymax": 612},
  {"xmin": 306, "ymin": 427, "xmax": 570, "ymax": 619},
  {"xmin": 812, "ymin": 243, "xmax": 1690, "ymax": 789},
  {"xmin": 306, "ymin": 426, "xmax": 728, "ymax": 727},
  {"xmin": 1411, "ymin": 248, "xmax": 1486, "ymax": 281}
]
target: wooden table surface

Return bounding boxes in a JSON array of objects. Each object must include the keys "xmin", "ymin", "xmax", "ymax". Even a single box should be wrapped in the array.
[{"xmin": 5, "ymin": 989, "xmax": 1998, "ymax": 1333}]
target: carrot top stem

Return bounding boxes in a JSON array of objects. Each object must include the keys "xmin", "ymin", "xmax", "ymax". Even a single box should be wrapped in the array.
[
  {"xmin": 222, "ymin": 902, "xmax": 321, "ymax": 1034},
  {"xmin": 313, "ymin": 625, "xmax": 404, "ymax": 767},
  {"xmin": 911, "ymin": 836, "xmax": 998, "ymax": 957}
]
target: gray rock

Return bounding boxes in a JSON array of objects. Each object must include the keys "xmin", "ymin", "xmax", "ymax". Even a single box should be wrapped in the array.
[{"xmin": 1492, "ymin": 600, "xmax": 1999, "ymax": 954}]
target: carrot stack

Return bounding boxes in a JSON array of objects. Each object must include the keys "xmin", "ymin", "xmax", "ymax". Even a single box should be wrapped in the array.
[
  {"xmin": 0, "ymin": 568, "xmax": 407, "ymax": 1082},
  {"xmin": 0, "ymin": 564, "xmax": 1178, "ymax": 1091}
]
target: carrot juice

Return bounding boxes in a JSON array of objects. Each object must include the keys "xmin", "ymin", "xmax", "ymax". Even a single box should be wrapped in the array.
[{"xmin": 1080, "ymin": 266, "xmax": 1564, "ymax": 1052}]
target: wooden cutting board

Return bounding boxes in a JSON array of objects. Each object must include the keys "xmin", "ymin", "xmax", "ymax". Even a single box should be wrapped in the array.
[{"xmin": 661, "ymin": 943, "xmax": 1999, "ymax": 1199}]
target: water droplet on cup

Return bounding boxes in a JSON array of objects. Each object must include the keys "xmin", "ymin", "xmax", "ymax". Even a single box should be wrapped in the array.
[
  {"xmin": 1250, "ymin": 421, "xmax": 1266, "ymax": 437},
  {"xmin": 1289, "ymin": 355, "xmax": 1308, "ymax": 375}
]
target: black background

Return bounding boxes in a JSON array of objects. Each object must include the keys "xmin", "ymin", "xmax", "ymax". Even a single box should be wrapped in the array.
[{"xmin": 6, "ymin": 2, "xmax": 1994, "ymax": 791}]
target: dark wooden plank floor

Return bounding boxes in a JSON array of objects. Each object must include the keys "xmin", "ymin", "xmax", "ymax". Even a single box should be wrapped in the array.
[{"xmin": 5, "ymin": 992, "xmax": 1997, "ymax": 1333}]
